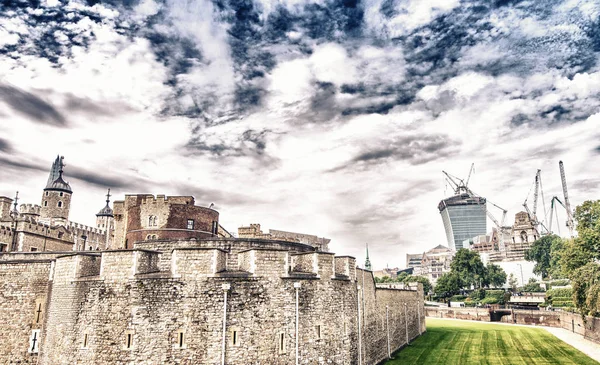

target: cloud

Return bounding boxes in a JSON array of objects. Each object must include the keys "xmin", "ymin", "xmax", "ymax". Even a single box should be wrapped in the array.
[
  {"xmin": 0, "ymin": 139, "xmax": 12, "ymax": 153},
  {"xmin": 0, "ymin": 85, "xmax": 67, "ymax": 126}
]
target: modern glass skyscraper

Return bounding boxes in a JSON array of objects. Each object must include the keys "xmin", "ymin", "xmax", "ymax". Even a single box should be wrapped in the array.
[{"xmin": 438, "ymin": 193, "xmax": 487, "ymax": 251}]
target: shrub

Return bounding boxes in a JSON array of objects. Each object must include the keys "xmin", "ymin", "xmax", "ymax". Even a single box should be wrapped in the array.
[
  {"xmin": 450, "ymin": 295, "xmax": 467, "ymax": 302},
  {"xmin": 547, "ymin": 288, "xmax": 573, "ymax": 300},
  {"xmin": 481, "ymin": 297, "xmax": 499, "ymax": 305}
]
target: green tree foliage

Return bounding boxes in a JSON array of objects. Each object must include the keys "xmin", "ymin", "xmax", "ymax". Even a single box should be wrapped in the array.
[
  {"xmin": 520, "ymin": 278, "xmax": 545, "ymax": 292},
  {"xmin": 571, "ymin": 262, "xmax": 600, "ymax": 316},
  {"xmin": 434, "ymin": 272, "xmax": 462, "ymax": 299},
  {"xmin": 525, "ymin": 235, "xmax": 564, "ymax": 279},
  {"xmin": 373, "ymin": 273, "xmax": 432, "ymax": 294},
  {"xmin": 484, "ymin": 263, "xmax": 507, "ymax": 288},
  {"xmin": 450, "ymin": 249, "xmax": 486, "ymax": 288},
  {"xmin": 574, "ymin": 200, "xmax": 600, "ymax": 254}
]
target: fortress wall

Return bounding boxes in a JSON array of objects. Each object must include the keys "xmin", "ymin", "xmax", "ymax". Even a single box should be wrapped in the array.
[
  {"xmin": 0, "ymin": 259, "xmax": 52, "ymax": 364},
  {"xmin": 0, "ymin": 246, "xmax": 424, "ymax": 365},
  {"xmin": 357, "ymin": 268, "xmax": 425, "ymax": 365}
]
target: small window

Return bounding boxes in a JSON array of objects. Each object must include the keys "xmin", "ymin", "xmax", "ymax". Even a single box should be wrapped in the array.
[
  {"xmin": 44, "ymin": 201, "xmax": 48, "ymax": 207},
  {"xmin": 58, "ymin": 232, "xmax": 63, "ymax": 239},
  {"xmin": 58, "ymin": 201, "xmax": 63, "ymax": 208},
  {"xmin": 124, "ymin": 331, "xmax": 134, "ymax": 350},
  {"xmin": 0, "ymin": 244, "xmax": 7, "ymax": 252},
  {"xmin": 212, "ymin": 221, "xmax": 218, "ymax": 235},
  {"xmin": 30, "ymin": 247, "xmax": 38, "ymax": 252},
  {"xmin": 230, "ymin": 328, "xmax": 240, "ymax": 347},
  {"xmin": 45, "ymin": 192, "xmax": 49, "ymax": 196},
  {"xmin": 59, "ymin": 192, "xmax": 63, "ymax": 197},
  {"xmin": 278, "ymin": 332, "xmax": 286, "ymax": 354},
  {"xmin": 82, "ymin": 333, "xmax": 89, "ymax": 349},
  {"xmin": 33, "ymin": 300, "xmax": 44, "ymax": 324},
  {"xmin": 28, "ymin": 329, "xmax": 40, "ymax": 354},
  {"xmin": 176, "ymin": 330, "xmax": 185, "ymax": 349},
  {"xmin": 146, "ymin": 234, "xmax": 152, "ymax": 240},
  {"xmin": 187, "ymin": 219, "xmax": 194, "ymax": 230},
  {"xmin": 316, "ymin": 325, "xmax": 322, "ymax": 340}
]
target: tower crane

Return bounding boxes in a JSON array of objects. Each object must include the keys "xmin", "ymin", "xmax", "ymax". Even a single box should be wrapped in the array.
[
  {"xmin": 523, "ymin": 169, "xmax": 549, "ymax": 234},
  {"xmin": 559, "ymin": 161, "xmax": 575, "ymax": 237},
  {"xmin": 548, "ymin": 196, "xmax": 568, "ymax": 235}
]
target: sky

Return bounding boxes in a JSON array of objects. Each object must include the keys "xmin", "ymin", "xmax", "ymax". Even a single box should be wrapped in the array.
[{"xmin": 1, "ymin": 0, "xmax": 599, "ymax": 269}]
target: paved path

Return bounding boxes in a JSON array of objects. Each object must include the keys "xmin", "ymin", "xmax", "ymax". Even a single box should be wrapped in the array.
[{"xmin": 545, "ymin": 326, "xmax": 600, "ymax": 363}]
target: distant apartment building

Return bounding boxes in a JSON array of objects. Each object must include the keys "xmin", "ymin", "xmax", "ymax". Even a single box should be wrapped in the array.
[
  {"xmin": 406, "ymin": 253, "xmax": 424, "ymax": 274},
  {"xmin": 406, "ymin": 245, "xmax": 454, "ymax": 286}
]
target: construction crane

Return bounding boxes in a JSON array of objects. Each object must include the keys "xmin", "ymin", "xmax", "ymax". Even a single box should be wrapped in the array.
[
  {"xmin": 523, "ymin": 169, "xmax": 550, "ymax": 234},
  {"xmin": 548, "ymin": 196, "xmax": 568, "ymax": 235},
  {"xmin": 559, "ymin": 161, "xmax": 575, "ymax": 237}
]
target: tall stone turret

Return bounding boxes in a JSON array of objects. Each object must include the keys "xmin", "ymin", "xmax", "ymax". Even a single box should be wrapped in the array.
[
  {"xmin": 40, "ymin": 157, "xmax": 72, "ymax": 224},
  {"xmin": 96, "ymin": 189, "xmax": 114, "ymax": 249}
]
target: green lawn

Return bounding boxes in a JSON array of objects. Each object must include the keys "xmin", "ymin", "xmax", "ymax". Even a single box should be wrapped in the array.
[{"xmin": 385, "ymin": 318, "xmax": 599, "ymax": 365}]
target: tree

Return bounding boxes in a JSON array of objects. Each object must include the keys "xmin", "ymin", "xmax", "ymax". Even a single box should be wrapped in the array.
[
  {"xmin": 525, "ymin": 234, "xmax": 563, "ymax": 279},
  {"xmin": 521, "ymin": 278, "xmax": 544, "ymax": 292},
  {"xmin": 484, "ymin": 263, "xmax": 507, "ymax": 288},
  {"xmin": 450, "ymin": 249, "xmax": 486, "ymax": 288},
  {"xmin": 434, "ymin": 272, "xmax": 462, "ymax": 299},
  {"xmin": 574, "ymin": 200, "xmax": 600, "ymax": 257},
  {"xmin": 571, "ymin": 262, "xmax": 600, "ymax": 316},
  {"xmin": 508, "ymin": 273, "xmax": 518, "ymax": 292},
  {"xmin": 405, "ymin": 275, "xmax": 432, "ymax": 294}
]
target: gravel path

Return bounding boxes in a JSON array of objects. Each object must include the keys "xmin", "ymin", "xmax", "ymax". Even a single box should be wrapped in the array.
[{"xmin": 545, "ymin": 326, "xmax": 600, "ymax": 363}]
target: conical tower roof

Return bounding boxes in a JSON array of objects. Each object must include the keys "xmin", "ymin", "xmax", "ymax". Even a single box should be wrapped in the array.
[
  {"xmin": 97, "ymin": 189, "xmax": 113, "ymax": 217},
  {"xmin": 44, "ymin": 158, "xmax": 72, "ymax": 194}
]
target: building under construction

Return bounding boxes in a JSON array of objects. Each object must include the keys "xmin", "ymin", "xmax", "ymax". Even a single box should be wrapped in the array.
[{"xmin": 438, "ymin": 167, "xmax": 487, "ymax": 251}]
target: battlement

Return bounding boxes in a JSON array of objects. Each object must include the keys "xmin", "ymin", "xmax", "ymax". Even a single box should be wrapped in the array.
[
  {"xmin": 19, "ymin": 204, "xmax": 41, "ymax": 216},
  {"xmin": 137, "ymin": 194, "xmax": 195, "ymax": 206},
  {"xmin": 68, "ymin": 221, "xmax": 104, "ymax": 235},
  {"xmin": 46, "ymin": 248, "xmax": 357, "ymax": 283}
]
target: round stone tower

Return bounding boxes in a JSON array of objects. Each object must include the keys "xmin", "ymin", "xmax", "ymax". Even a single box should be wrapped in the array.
[{"xmin": 40, "ymin": 157, "xmax": 73, "ymax": 222}]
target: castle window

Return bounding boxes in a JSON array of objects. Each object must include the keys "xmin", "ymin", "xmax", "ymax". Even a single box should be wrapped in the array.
[
  {"xmin": 58, "ymin": 201, "xmax": 63, "ymax": 208},
  {"xmin": 82, "ymin": 333, "xmax": 89, "ymax": 349},
  {"xmin": 33, "ymin": 300, "xmax": 44, "ymax": 324},
  {"xmin": 187, "ymin": 219, "xmax": 194, "ymax": 230},
  {"xmin": 44, "ymin": 201, "xmax": 48, "ymax": 207},
  {"xmin": 124, "ymin": 331, "xmax": 134, "ymax": 350},
  {"xmin": 315, "ymin": 325, "xmax": 322, "ymax": 340},
  {"xmin": 278, "ymin": 332, "xmax": 286, "ymax": 354},
  {"xmin": 0, "ymin": 244, "xmax": 6, "ymax": 252},
  {"xmin": 58, "ymin": 232, "xmax": 63, "ymax": 239},
  {"xmin": 212, "ymin": 221, "xmax": 218, "ymax": 235},
  {"xmin": 148, "ymin": 215, "xmax": 158, "ymax": 227},
  {"xmin": 176, "ymin": 330, "xmax": 185, "ymax": 348},
  {"xmin": 30, "ymin": 247, "xmax": 38, "ymax": 252},
  {"xmin": 45, "ymin": 192, "xmax": 48, "ymax": 196},
  {"xmin": 230, "ymin": 327, "xmax": 240, "ymax": 346},
  {"xmin": 59, "ymin": 192, "xmax": 63, "ymax": 197},
  {"xmin": 28, "ymin": 329, "xmax": 40, "ymax": 354}
]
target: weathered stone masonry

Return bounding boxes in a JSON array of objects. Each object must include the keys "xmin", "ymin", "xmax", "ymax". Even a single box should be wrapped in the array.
[{"xmin": 0, "ymin": 239, "xmax": 424, "ymax": 365}]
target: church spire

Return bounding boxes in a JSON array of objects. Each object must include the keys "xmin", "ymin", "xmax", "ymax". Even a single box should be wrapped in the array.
[{"xmin": 364, "ymin": 243, "xmax": 372, "ymax": 271}]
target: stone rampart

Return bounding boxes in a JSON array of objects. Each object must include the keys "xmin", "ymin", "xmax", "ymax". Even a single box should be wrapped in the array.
[{"xmin": 0, "ymin": 246, "xmax": 424, "ymax": 365}]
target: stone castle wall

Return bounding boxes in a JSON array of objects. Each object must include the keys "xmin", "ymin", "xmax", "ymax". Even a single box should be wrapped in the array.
[{"xmin": 0, "ymin": 241, "xmax": 424, "ymax": 365}]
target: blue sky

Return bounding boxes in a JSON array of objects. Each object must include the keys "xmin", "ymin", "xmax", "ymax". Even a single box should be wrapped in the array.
[{"xmin": 1, "ymin": 0, "xmax": 599, "ymax": 268}]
